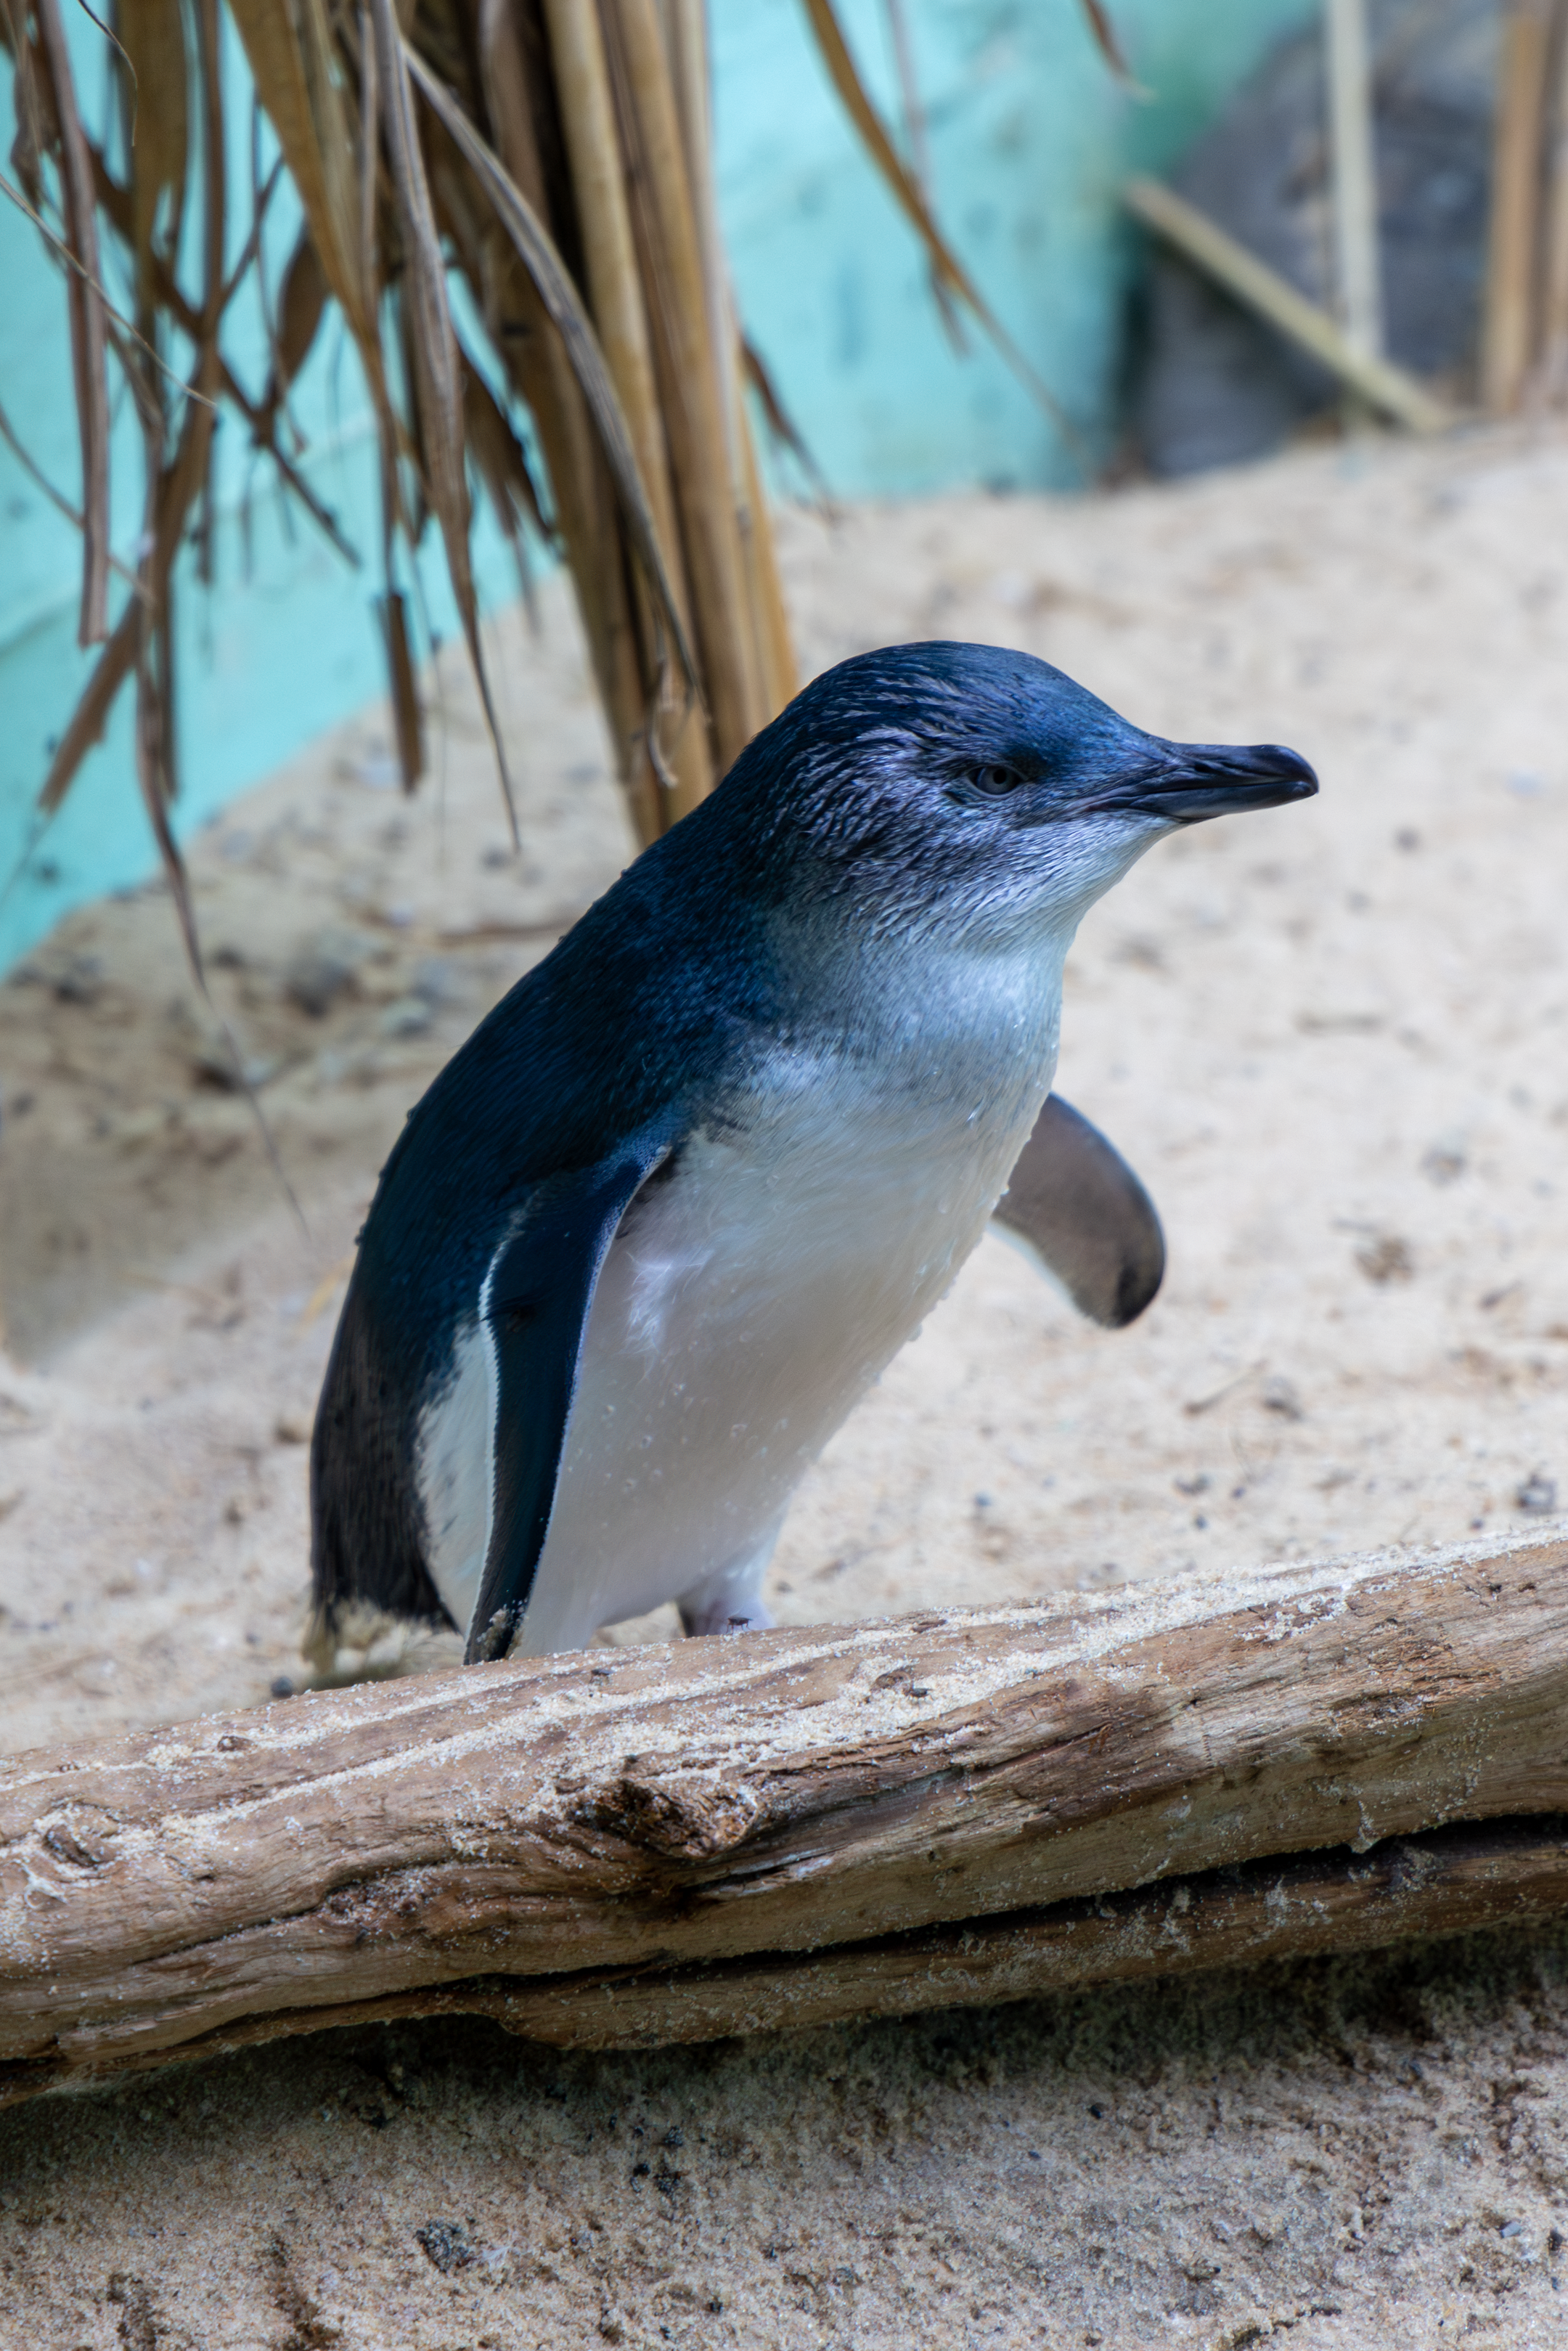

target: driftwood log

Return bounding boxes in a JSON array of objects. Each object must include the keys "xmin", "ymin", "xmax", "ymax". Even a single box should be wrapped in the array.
[{"xmin": 3, "ymin": 1530, "xmax": 1567, "ymax": 2106}]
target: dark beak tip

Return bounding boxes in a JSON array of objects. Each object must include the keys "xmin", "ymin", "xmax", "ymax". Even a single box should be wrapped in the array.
[
  {"xmin": 1118, "ymin": 738, "xmax": 1320, "ymax": 826},
  {"xmin": 1259, "ymin": 743, "xmax": 1319, "ymax": 798}
]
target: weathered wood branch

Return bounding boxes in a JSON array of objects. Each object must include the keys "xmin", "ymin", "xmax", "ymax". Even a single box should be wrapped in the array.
[
  {"xmin": 3, "ymin": 1531, "xmax": 1567, "ymax": 2104},
  {"xmin": 1124, "ymin": 174, "xmax": 1453, "ymax": 433},
  {"xmin": 5, "ymin": 1814, "xmax": 1567, "ymax": 2108}
]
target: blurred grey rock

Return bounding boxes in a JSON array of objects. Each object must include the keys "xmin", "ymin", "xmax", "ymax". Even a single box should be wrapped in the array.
[
  {"xmin": 1135, "ymin": 0, "xmax": 1498, "ymax": 477},
  {"xmin": 284, "ymin": 927, "xmax": 373, "ymax": 1018},
  {"xmin": 411, "ymin": 956, "xmax": 465, "ymax": 1009},
  {"xmin": 378, "ymin": 995, "xmax": 433, "ymax": 1040},
  {"xmin": 1261, "ymin": 1373, "xmax": 1305, "ymax": 1420}
]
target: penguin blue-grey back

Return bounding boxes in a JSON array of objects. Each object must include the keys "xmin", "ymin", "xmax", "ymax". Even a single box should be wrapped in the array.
[{"xmin": 311, "ymin": 642, "xmax": 1315, "ymax": 1666}]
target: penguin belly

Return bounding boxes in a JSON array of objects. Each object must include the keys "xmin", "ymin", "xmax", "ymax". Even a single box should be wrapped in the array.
[
  {"xmin": 415, "ymin": 919, "xmax": 1071, "ymax": 1657},
  {"xmin": 418, "ymin": 1012, "xmax": 1058, "ymax": 1655},
  {"xmin": 517, "ymin": 1062, "xmax": 1046, "ymax": 1653}
]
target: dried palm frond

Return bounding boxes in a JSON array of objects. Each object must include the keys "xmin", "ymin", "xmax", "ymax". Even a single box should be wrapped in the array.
[
  {"xmin": 28, "ymin": 0, "xmax": 110, "ymax": 646},
  {"xmin": 1, "ymin": 0, "xmax": 1120, "ymax": 894}
]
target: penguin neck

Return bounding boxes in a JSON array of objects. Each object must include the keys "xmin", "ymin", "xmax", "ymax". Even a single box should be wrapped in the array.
[{"xmin": 763, "ymin": 898, "xmax": 1074, "ymax": 1122}]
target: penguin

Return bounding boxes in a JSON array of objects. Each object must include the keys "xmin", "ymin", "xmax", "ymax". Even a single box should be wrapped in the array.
[{"xmin": 309, "ymin": 642, "xmax": 1315, "ymax": 1666}]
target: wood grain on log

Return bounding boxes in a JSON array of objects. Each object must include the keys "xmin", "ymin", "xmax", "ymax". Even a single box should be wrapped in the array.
[
  {"xmin": 3, "ymin": 1531, "xmax": 1567, "ymax": 2104},
  {"xmin": 5, "ymin": 1814, "xmax": 1566, "ymax": 2108}
]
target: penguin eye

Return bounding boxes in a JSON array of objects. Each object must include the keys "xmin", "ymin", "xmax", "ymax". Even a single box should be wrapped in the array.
[{"xmin": 971, "ymin": 762, "xmax": 1024, "ymax": 796}]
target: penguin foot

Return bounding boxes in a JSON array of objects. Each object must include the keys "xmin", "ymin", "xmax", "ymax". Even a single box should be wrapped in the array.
[
  {"xmin": 678, "ymin": 1596, "xmax": 777, "ymax": 1640},
  {"xmin": 299, "ymin": 1600, "xmax": 456, "ymax": 1687},
  {"xmin": 677, "ymin": 1533, "xmax": 782, "ymax": 1640}
]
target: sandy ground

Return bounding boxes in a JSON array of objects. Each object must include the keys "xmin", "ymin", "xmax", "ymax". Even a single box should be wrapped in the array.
[{"xmin": 4, "ymin": 423, "xmax": 1568, "ymax": 2344}]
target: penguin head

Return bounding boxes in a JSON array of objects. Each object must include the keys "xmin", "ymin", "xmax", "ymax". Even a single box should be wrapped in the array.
[{"xmin": 719, "ymin": 640, "xmax": 1317, "ymax": 943}]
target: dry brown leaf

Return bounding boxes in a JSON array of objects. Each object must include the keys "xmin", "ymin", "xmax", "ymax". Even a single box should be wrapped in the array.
[
  {"xmin": 226, "ymin": 0, "xmax": 361, "ymax": 333},
  {"xmin": 295, "ymin": 0, "xmax": 364, "ymax": 324},
  {"xmin": 372, "ymin": 0, "xmax": 518, "ymax": 841},
  {"xmin": 407, "ymin": 40, "xmax": 700, "ymax": 696},
  {"xmin": 605, "ymin": 0, "xmax": 761, "ymax": 767},
  {"xmin": 742, "ymin": 334, "xmax": 831, "ymax": 504},
  {"xmin": 115, "ymin": 0, "xmax": 188, "ymax": 276},
  {"xmin": 33, "ymin": 0, "xmax": 110, "ymax": 643},
  {"xmin": 1077, "ymin": 0, "xmax": 1135, "ymax": 86},
  {"xmin": 274, "ymin": 227, "xmax": 330, "ymax": 392},
  {"xmin": 38, "ymin": 603, "xmax": 138, "ymax": 813},
  {"xmin": 0, "ymin": 0, "xmax": 50, "ymax": 205},
  {"xmin": 472, "ymin": 0, "xmax": 668, "ymax": 843},
  {"xmin": 880, "ymin": 0, "xmax": 963, "ymax": 349},
  {"xmin": 463, "ymin": 356, "xmax": 551, "ymax": 533},
  {"xmin": 379, "ymin": 589, "xmax": 425, "ymax": 792}
]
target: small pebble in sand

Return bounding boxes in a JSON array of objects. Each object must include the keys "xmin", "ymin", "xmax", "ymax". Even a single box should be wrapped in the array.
[
  {"xmin": 377, "ymin": 995, "xmax": 433, "ymax": 1039},
  {"xmin": 1517, "ymin": 1475, "xmax": 1558, "ymax": 1515},
  {"xmin": 339, "ymin": 749, "xmax": 400, "ymax": 791},
  {"xmin": 1356, "ymin": 1231, "xmax": 1416, "ymax": 1284},
  {"xmin": 285, "ymin": 943, "xmax": 360, "ymax": 1019},
  {"xmin": 1422, "ymin": 1136, "xmax": 1466, "ymax": 1185},
  {"xmin": 1261, "ymin": 1374, "xmax": 1304, "ymax": 1420},
  {"xmin": 415, "ymin": 2220, "xmax": 476, "ymax": 2273}
]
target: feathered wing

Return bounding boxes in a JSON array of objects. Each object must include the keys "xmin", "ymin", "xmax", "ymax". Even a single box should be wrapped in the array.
[
  {"xmin": 310, "ymin": 1130, "xmax": 670, "ymax": 1665},
  {"xmin": 465, "ymin": 1134, "xmax": 669, "ymax": 1661},
  {"xmin": 992, "ymin": 1093, "xmax": 1165, "ymax": 1327}
]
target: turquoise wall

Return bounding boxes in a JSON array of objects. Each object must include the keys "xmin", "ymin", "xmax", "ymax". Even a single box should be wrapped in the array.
[{"xmin": 0, "ymin": 0, "xmax": 1310, "ymax": 969}]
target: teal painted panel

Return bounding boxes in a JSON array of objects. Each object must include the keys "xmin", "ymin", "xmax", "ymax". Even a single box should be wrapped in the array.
[
  {"xmin": 4, "ymin": 424, "xmax": 378, "ymax": 945},
  {"xmin": 1, "ymin": 0, "xmax": 1313, "ymax": 970}
]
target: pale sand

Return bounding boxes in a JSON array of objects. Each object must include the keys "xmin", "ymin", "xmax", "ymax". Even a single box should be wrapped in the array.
[{"xmin": 2, "ymin": 424, "xmax": 1568, "ymax": 2344}]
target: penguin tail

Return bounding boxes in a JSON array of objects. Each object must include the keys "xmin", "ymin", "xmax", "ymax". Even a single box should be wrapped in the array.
[
  {"xmin": 307, "ymin": 1276, "xmax": 458, "ymax": 1670},
  {"xmin": 298, "ymin": 1594, "xmax": 443, "ymax": 1684}
]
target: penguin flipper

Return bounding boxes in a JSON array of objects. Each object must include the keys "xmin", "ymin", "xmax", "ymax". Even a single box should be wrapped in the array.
[
  {"xmin": 465, "ymin": 1136, "xmax": 670, "ymax": 1663},
  {"xmin": 992, "ymin": 1093, "xmax": 1165, "ymax": 1329}
]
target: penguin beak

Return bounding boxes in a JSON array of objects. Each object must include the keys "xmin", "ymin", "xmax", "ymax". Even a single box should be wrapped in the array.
[{"xmin": 1108, "ymin": 739, "xmax": 1319, "ymax": 823}]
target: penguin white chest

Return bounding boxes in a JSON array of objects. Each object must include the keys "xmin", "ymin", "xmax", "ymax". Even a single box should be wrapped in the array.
[
  {"xmin": 540, "ymin": 945, "xmax": 1062, "ymax": 1647},
  {"xmin": 526, "ymin": 1101, "xmax": 1024, "ymax": 1645},
  {"xmin": 422, "ymin": 940, "xmax": 1066, "ymax": 1655}
]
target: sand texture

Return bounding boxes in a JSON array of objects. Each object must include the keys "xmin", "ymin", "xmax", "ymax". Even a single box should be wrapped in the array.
[{"xmin": 2, "ymin": 424, "xmax": 1568, "ymax": 2343}]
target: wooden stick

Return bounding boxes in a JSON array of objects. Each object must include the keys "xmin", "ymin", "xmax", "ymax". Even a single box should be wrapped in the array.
[
  {"xmin": 4, "ymin": 1531, "xmax": 1567, "ymax": 2104},
  {"xmin": 663, "ymin": 0, "xmax": 797, "ymax": 723},
  {"xmin": 1484, "ymin": 0, "xmax": 1553, "ymax": 414},
  {"xmin": 604, "ymin": 0, "xmax": 764, "ymax": 772},
  {"xmin": 33, "ymin": 0, "xmax": 110, "ymax": 646},
  {"xmin": 540, "ymin": 0, "xmax": 711, "ymax": 818},
  {"xmin": 474, "ymin": 0, "xmax": 663, "ymax": 844},
  {"xmin": 1538, "ymin": 0, "xmax": 1568, "ymax": 399},
  {"xmin": 1324, "ymin": 0, "xmax": 1384, "ymax": 361},
  {"xmin": 1124, "ymin": 176, "xmax": 1452, "ymax": 433}
]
